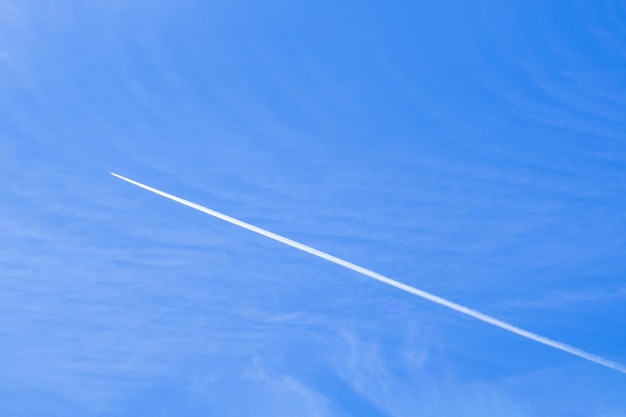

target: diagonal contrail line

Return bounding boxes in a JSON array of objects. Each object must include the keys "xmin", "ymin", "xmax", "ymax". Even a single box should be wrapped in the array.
[{"xmin": 111, "ymin": 172, "xmax": 626, "ymax": 374}]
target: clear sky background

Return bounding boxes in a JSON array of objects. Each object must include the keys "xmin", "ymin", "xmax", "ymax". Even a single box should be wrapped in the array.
[{"xmin": 1, "ymin": 1, "xmax": 626, "ymax": 416}]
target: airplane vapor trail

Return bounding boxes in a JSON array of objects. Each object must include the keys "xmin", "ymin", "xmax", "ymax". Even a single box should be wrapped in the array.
[{"xmin": 111, "ymin": 172, "xmax": 626, "ymax": 374}]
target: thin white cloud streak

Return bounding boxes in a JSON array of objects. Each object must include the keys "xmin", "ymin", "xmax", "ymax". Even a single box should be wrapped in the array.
[{"xmin": 111, "ymin": 172, "xmax": 626, "ymax": 375}]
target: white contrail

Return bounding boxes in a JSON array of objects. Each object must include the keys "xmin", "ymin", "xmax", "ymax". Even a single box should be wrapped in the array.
[{"xmin": 111, "ymin": 172, "xmax": 626, "ymax": 374}]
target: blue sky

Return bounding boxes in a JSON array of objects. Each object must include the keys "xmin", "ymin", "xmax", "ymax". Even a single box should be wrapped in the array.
[{"xmin": 1, "ymin": 1, "xmax": 626, "ymax": 415}]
